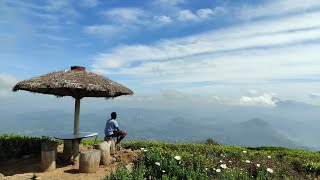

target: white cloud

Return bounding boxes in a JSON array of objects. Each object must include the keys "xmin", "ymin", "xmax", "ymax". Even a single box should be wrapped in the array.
[
  {"xmin": 239, "ymin": 0, "xmax": 320, "ymax": 19},
  {"xmin": 44, "ymin": 0, "xmax": 80, "ymax": 17},
  {"xmin": 309, "ymin": 93, "xmax": 320, "ymax": 99},
  {"xmin": 0, "ymin": 73, "xmax": 19, "ymax": 97},
  {"xmin": 89, "ymin": 7, "xmax": 320, "ymax": 106},
  {"xmin": 196, "ymin": 8, "xmax": 214, "ymax": 19},
  {"xmin": 154, "ymin": 15, "xmax": 172, "ymax": 24},
  {"xmin": 91, "ymin": 10, "xmax": 320, "ymax": 84},
  {"xmin": 103, "ymin": 7, "xmax": 146, "ymax": 24},
  {"xmin": 245, "ymin": 90, "xmax": 258, "ymax": 96},
  {"xmin": 85, "ymin": 24, "xmax": 121, "ymax": 37},
  {"xmin": 239, "ymin": 94, "xmax": 279, "ymax": 107},
  {"xmin": 85, "ymin": 7, "xmax": 149, "ymax": 38},
  {"xmin": 178, "ymin": 9, "xmax": 198, "ymax": 21},
  {"xmin": 161, "ymin": 89, "xmax": 187, "ymax": 100},
  {"xmin": 177, "ymin": 7, "xmax": 225, "ymax": 22}
]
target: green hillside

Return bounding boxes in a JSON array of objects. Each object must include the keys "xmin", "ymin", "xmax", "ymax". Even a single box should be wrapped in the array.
[
  {"xmin": 1, "ymin": 134, "xmax": 320, "ymax": 179},
  {"xmin": 99, "ymin": 141, "xmax": 320, "ymax": 179}
]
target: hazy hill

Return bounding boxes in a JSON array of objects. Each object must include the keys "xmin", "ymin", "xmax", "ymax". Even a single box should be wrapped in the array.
[
  {"xmin": 220, "ymin": 118, "xmax": 301, "ymax": 148},
  {"xmin": 1, "ymin": 103, "xmax": 319, "ymax": 150}
]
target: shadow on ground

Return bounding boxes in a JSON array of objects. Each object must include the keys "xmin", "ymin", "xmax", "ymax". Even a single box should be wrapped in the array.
[{"xmin": 0, "ymin": 153, "xmax": 71, "ymax": 176}]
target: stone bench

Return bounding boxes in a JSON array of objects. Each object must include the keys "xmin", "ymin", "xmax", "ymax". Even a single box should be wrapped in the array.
[
  {"xmin": 94, "ymin": 141, "xmax": 111, "ymax": 165},
  {"xmin": 104, "ymin": 137, "xmax": 116, "ymax": 155},
  {"xmin": 41, "ymin": 141, "xmax": 58, "ymax": 172},
  {"xmin": 79, "ymin": 150, "xmax": 101, "ymax": 173}
]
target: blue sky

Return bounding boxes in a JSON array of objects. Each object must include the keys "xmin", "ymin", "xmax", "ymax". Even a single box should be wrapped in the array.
[{"xmin": 1, "ymin": 0, "xmax": 320, "ymax": 109}]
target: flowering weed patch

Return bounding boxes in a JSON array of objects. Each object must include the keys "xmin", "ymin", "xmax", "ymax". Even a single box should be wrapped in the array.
[{"xmin": 102, "ymin": 141, "xmax": 320, "ymax": 179}]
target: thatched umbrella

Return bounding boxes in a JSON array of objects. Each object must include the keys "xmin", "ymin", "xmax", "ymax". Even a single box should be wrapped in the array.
[{"xmin": 12, "ymin": 66, "xmax": 133, "ymax": 163}]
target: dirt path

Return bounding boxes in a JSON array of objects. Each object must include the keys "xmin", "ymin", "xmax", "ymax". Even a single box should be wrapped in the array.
[{"xmin": 0, "ymin": 145, "xmax": 140, "ymax": 180}]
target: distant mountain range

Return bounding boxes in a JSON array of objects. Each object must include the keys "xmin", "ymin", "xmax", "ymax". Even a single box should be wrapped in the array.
[{"xmin": 0, "ymin": 100, "xmax": 319, "ymax": 151}]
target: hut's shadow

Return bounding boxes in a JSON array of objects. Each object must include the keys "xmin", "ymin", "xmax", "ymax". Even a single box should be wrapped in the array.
[
  {"xmin": 0, "ymin": 156, "xmax": 42, "ymax": 176},
  {"xmin": 0, "ymin": 152, "xmax": 71, "ymax": 176},
  {"xmin": 64, "ymin": 169, "xmax": 79, "ymax": 174}
]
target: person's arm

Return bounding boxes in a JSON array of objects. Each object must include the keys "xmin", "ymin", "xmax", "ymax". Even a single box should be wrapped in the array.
[{"xmin": 114, "ymin": 121, "xmax": 120, "ymax": 131}]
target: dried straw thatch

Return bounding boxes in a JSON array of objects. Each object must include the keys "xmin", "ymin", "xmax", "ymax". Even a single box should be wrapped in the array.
[{"xmin": 12, "ymin": 69, "xmax": 133, "ymax": 99}]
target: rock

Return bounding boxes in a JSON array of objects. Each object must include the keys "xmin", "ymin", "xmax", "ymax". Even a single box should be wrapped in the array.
[
  {"xmin": 111, "ymin": 157, "xmax": 117, "ymax": 163},
  {"xmin": 0, "ymin": 173, "xmax": 4, "ymax": 180},
  {"xmin": 114, "ymin": 155, "xmax": 122, "ymax": 162},
  {"xmin": 35, "ymin": 177, "xmax": 42, "ymax": 180},
  {"xmin": 123, "ymin": 149, "xmax": 132, "ymax": 153},
  {"xmin": 125, "ymin": 163, "xmax": 134, "ymax": 173}
]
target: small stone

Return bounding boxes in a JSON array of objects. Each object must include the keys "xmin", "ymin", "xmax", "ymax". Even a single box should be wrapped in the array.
[
  {"xmin": 0, "ymin": 173, "xmax": 4, "ymax": 179},
  {"xmin": 123, "ymin": 149, "xmax": 132, "ymax": 153},
  {"xmin": 35, "ymin": 177, "xmax": 42, "ymax": 180},
  {"xmin": 125, "ymin": 163, "xmax": 134, "ymax": 172},
  {"xmin": 111, "ymin": 157, "xmax": 117, "ymax": 163}
]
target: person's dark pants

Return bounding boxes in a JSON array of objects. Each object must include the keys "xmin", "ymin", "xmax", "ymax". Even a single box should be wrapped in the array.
[{"xmin": 105, "ymin": 130, "xmax": 127, "ymax": 144}]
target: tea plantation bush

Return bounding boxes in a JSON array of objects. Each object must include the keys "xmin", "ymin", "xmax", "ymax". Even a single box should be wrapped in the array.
[
  {"xmin": 101, "ymin": 141, "xmax": 320, "ymax": 180},
  {"xmin": 0, "ymin": 134, "xmax": 56, "ymax": 161}
]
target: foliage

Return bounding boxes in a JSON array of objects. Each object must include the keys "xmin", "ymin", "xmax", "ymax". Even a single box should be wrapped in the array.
[
  {"xmin": 81, "ymin": 138, "xmax": 103, "ymax": 145},
  {"xmin": 2, "ymin": 135, "xmax": 320, "ymax": 179},
  {"xmin": 0, "ymin": 134, "xmax": 57, "ymax": 161},
  {"xmin": 105, "ymin": 141, "xmax": 320, "ymax": 180},
  {"xmin": 205, "ymin": 138, "xmax": 220, "ymax": 145},
  {"xmin": 104, "ymin": 163, "xmax": 146, "ymax": 180}
]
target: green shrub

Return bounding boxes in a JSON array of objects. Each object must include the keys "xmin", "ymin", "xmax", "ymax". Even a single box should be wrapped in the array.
[
  {"xmin": 0, "ymin": 134, "xmax": 56, "ymax": 160},
  {"xmin": 204, "ymin": 138, "xmax": 220, "ymax": 146}
]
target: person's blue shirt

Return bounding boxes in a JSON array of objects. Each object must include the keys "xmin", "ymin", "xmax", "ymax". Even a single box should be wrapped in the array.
[{"xmin": 105, "ymin": 119, "xmax": 118, "ymax": 136}]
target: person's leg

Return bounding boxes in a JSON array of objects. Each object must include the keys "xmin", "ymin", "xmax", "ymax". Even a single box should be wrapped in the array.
[{"xmin": 115, "ymin": 130, "xmax": 127, "ymax": 145}]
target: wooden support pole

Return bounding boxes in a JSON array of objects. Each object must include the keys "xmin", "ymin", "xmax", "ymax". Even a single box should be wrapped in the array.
[
  {"xmin": 73, "ymin": 98, "xmax": 81, "ymax": 164},
  {"xmin": 63, "ymin": 140, "xmax": 73, "ymax": 163},
  {"xmin": 74, "ymin": 98, "xmax": 80, "ymax": 135},
  {"xmin": 72, "ymin": 139, "xmax": 80, "ymax": 164}
]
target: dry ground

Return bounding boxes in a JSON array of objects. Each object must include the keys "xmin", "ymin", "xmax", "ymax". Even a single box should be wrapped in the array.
[{"xmin": 0, "ymin": 144, "xmax": 140, "ymax": 180}]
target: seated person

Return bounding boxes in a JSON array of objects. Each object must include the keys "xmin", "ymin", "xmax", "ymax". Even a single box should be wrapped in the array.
[{"xmin": 104, "ymin": 112, "xmax": 127, "ymax": 148}]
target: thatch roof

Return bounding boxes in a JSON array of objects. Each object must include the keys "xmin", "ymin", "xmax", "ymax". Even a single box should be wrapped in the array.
[{"xmin": 12, "ymin": 69, "xmax": 133, "ymax": 99}]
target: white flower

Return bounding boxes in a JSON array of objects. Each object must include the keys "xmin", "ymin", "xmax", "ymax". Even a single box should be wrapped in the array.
[
  {"xmin": 256, "ymin": 164, "xmax": 261, "ymax": 167},
  {"xmin": 229, "ymin": 160, "xmax": 232, "ymax": 163},
  {"xmin": 245, "ymin": 160, "xmax": 251, "ymax": 163},
  {"xmin": 205, "ymin": 168, "xmax": 208, "ymax": 171},
  {"xmin": 219, "ymin": 160, "xmax": 223, "ymax": 163},
  {"xmin": 162, "ymin": 170, "xmax": 165, "ymax": 173},
  {"xmin": 267, "ymin": 168, "xmax": 273, "ymax": 173},
  {"xmin": 216, "ymin": 169, "xmax": 221, "ymax": 173},
  {"xmin": 155, "ymin": 162, "xmax": 160, "ymax": 166},
  {"xmin": 267, "ymin": 156, "xmax": 271, "ymax": 159},
  {"xmin": 220, "ymin": 164, "xmax": 227, "ymax": 169},
  {"xmin": 140, "ymin": 148, "xmax": 145, "ymax": 150},
  {"xmin": 213, "ymin": 168, "xmax": 216, "ymax": 170},
  {"xmin": 243, "ymin": 150, "xmax": 247, "ymax": 154},
  {"xmin": 174, "ymin": 156, "xmax": 181, "ymax": 160},
  {"xmin": 144, "ymin": 149, "xmax": 147, "ymax": 152}
]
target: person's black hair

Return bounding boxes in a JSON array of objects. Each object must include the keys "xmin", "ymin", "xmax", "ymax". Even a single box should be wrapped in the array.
[{"xmin": 111, "ymin": 112, "xmax": 117, "ymax": 119}]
